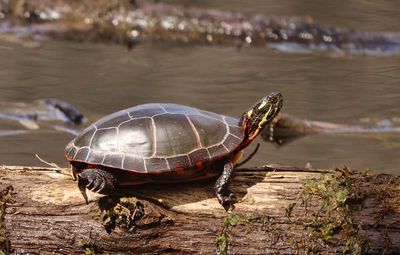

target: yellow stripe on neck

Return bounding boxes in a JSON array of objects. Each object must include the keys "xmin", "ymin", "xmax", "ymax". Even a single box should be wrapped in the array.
[
  {"xmin": 258, "ymin": 105, "xmax": 272, "ymax": 129},
  {"xmin": 231, "ymin": 151, "xmax": 244, "ymax": 165},
  {"xmin": 247, "ymin": 109, "xmax": 253, "ymax": 118},
  {"xmin": 258, "ymin": 101, "xmax": 267, "ymax": 110}
]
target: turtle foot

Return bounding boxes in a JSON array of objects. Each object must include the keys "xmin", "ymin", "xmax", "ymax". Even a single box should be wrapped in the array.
[
  {"xmin": 215, "ymin": 161, "xmax": 237, "ymax": 211},
  {"xmin": 217, "ymin": 191, "xmax": 237, "ymax": 211},
  {"xmin": 77, "ymin": 169, "xmax": 117, "ymax": 204}
]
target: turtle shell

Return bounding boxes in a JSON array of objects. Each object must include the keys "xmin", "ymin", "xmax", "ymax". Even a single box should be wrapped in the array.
[{"xmin": 65, "ymin": 103, "xmax": 244, "ymax": 173}]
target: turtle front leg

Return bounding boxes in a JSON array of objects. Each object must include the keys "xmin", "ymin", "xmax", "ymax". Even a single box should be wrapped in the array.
[
  {"xmin": 77, "ymin": 168, "xmax": 117, "ymax": 203},
  {"xmin": 215, "ymin": 161, "xmax": 237, "ymax": 210}
]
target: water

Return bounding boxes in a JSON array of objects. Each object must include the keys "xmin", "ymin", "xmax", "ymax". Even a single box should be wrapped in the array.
[{"xmin": 0, "ymin": 1, "xmax": 399, "ymax": 173}]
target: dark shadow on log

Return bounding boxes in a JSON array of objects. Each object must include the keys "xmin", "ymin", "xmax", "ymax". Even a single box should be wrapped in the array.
[{"xmin": 114, "ymin": 170, "xmax": 267, "ymax": 210}]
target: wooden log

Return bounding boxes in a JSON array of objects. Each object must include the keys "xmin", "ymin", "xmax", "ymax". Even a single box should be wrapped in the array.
[{"xmin": 0, "ymin": 165, "xmax": 399, "ymax": 254}]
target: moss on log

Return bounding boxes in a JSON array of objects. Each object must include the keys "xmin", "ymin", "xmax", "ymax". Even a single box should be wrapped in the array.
[{"xmin": 0, "ymin": 165, "xmax": 399, "ymax": 254}]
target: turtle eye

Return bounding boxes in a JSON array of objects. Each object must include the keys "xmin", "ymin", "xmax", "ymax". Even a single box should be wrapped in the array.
[{"xmin": 268, "ymin": 96, "xmax": 277, "ymax": 104}]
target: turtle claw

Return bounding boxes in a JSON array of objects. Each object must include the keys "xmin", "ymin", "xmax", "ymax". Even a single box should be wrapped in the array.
[
  {"xmin": 229, "ymin": 193, "xmax": 237, "ymax": 202},
  {"xmin": 96, "ymin": 180, "xmax": 107, "ymax": 193},
  {"xmin": 219, "ymin": 192, "xmax": 237, "ymax": 210},
  {"xmin": 71, "ymin": 166, "xmax": 78, "ymax": 181},
  {"xmin": 90, "ymin": 178, "xmax": 105, "ymax": 193},
  {"xmin": 86, "ymin": 179, "xmax": 95, "ymax": 190},
  {"xmin": 77, "ymin": 176, "xmax": 89, "ymax": 204},
  {"xmin": 76, "ymin": 168, "xmax": 117, "ymax": 203}
]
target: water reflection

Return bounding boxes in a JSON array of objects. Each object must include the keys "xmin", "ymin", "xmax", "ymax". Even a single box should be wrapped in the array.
[{"xmin": 0, "ymin": 1, "xmax": 399, "ymax": 173}]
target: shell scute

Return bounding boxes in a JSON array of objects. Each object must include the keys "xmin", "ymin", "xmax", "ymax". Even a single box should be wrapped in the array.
[
  {"xmin": 198, "ymin": 109, "xmax": 224, "ymax": 121},
  {"xmin": 145, "ymin": 158, "xmax": 168, "ymax": 172},
  {"xmin": 74, "ymin": 127, "xmax": 96, "ymax": 150},
  {"xmin": 91, "ymin": 128, "xmax": 118, "ymax": 153},
  {"xmin": 162, "ymin": 104, "xmax": 199, "ymax": 114},
  {"xmin": 66, "ymin": 145, "xmax": 77, "ymax": 159},
  {"xmin": 103, "ymin": 154, "xmax": 124, "ymax": 169},
  {"xmin": 208, "ymin": 144, "xmax": 229, "ymax": 159},
  {"xmin": 97, "ymin": 112, "xmax": 130, "ymax": 129},
  {"xmin": 118, "ymin": 118, "xmax": 153, "ymax": 156},
  {"xmin": 153, "ymin": 113, "xmax": 198, "ymax": 156},
  {"xmin": 166, "ymin": 155, "xmax": 191, "ymax": 170},
  {"xmin": 187, "ymin": 114, "xmax": 227, "ymax": 148},
  {"xmin": 86, "ymin": 152, "xmax": 104, "ymax": 164},
  {"xmin": 123, "ymin": 155, "xmax": 145, "ymax": 172},
  {"xmin": 128, "ymin": 104, "xmax": 165, "ymax": 118},
  {"xmin": 188, "ymin": 148, "xmax": 211, "ymax": 165},
  {"xmin": 75, "ymin": 147, "xmax": 90, "ymax": 161},
  {"xmin": 224, "ymin": 134, "xmax": 243, "ymax": 151}
]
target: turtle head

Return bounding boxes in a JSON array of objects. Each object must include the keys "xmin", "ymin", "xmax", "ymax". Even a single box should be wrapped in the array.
[{"xmin": 241, "ymin": 92, "xmax": 283, "ymax": 142}]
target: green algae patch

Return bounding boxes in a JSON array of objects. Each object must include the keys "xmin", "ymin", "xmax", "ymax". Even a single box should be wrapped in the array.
[
  {"xmin": 216, "ymin": 228, "xmax": 229, "ymax": 255},
  {"xmin": 98, "ymin": 197, "xmax": 146, "ymax": 233},
  {"xmin": 302, "ymin": 167, "xmax": 369, "ymax": 253},
  {"xmin": 97, "ymin": 197, "xmax": 173, "ymax": 233},
  {"xmin": 80, "ymin": 239, "xmax": 102, "ymax": 255},
  {"xmin": 215, "ymin": 167, "xmax": 376, "ymax": 254}
]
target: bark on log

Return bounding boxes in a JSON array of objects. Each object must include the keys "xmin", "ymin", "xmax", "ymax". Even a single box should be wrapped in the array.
[{"xmin": 0, "ymin": 165, "xmax": 399, "ymax": 254}]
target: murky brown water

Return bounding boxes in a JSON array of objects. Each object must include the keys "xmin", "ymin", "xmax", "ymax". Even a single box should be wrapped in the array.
[{"xmin": 0, "ymin": 1, "xmax": 399, "ymax": 173}]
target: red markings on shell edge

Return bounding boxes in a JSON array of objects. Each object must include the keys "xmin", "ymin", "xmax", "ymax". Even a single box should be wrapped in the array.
[
  {"xmin": 167, "ymin": 156, "xmax": 191, "ymax": 170},
  {"xmin": 65, "ymin": 146, "xmax": 77, "ymax": 159},
  {"xmin": 175, "ymin": 167, "xmax": 185, "ymax": 175},
  {"xmin": 86, "ymin": 164, "xmax": 100, "ymax": 169},
  {"xmin": 196, "ymin": 161, "xmax": 204, "ymax": 170},
  {"xmin": 208, "ymin": 144, "xmax": 229, "ymax": 159},
  {"xmin": 189, "ymin": 148, "xmax": 210, "ymax": 166}
]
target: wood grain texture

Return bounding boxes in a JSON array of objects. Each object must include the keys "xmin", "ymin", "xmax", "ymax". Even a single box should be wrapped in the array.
[{"xmin": 0, "ymin": 165, "xmax": 398, "ymax": 254}]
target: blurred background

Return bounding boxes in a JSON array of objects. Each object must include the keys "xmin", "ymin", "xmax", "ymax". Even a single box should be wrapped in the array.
[{"xmin": 0, "ymin": 0, "xmax": 399, "ymax": 173}]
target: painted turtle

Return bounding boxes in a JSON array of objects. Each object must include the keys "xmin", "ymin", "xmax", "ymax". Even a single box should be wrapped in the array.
[{"xmin": 65, "ymin": 92, "xmax": 283, "ymax": 209}]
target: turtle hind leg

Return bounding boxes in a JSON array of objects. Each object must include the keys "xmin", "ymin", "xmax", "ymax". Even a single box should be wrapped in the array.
[
  {"xmin": 215, "ymin": 161, "xmax": 237, "ymax": 211},
  {"xmin": 78, "ymin": 168, "xmax": 117, "ymax": 204}
]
